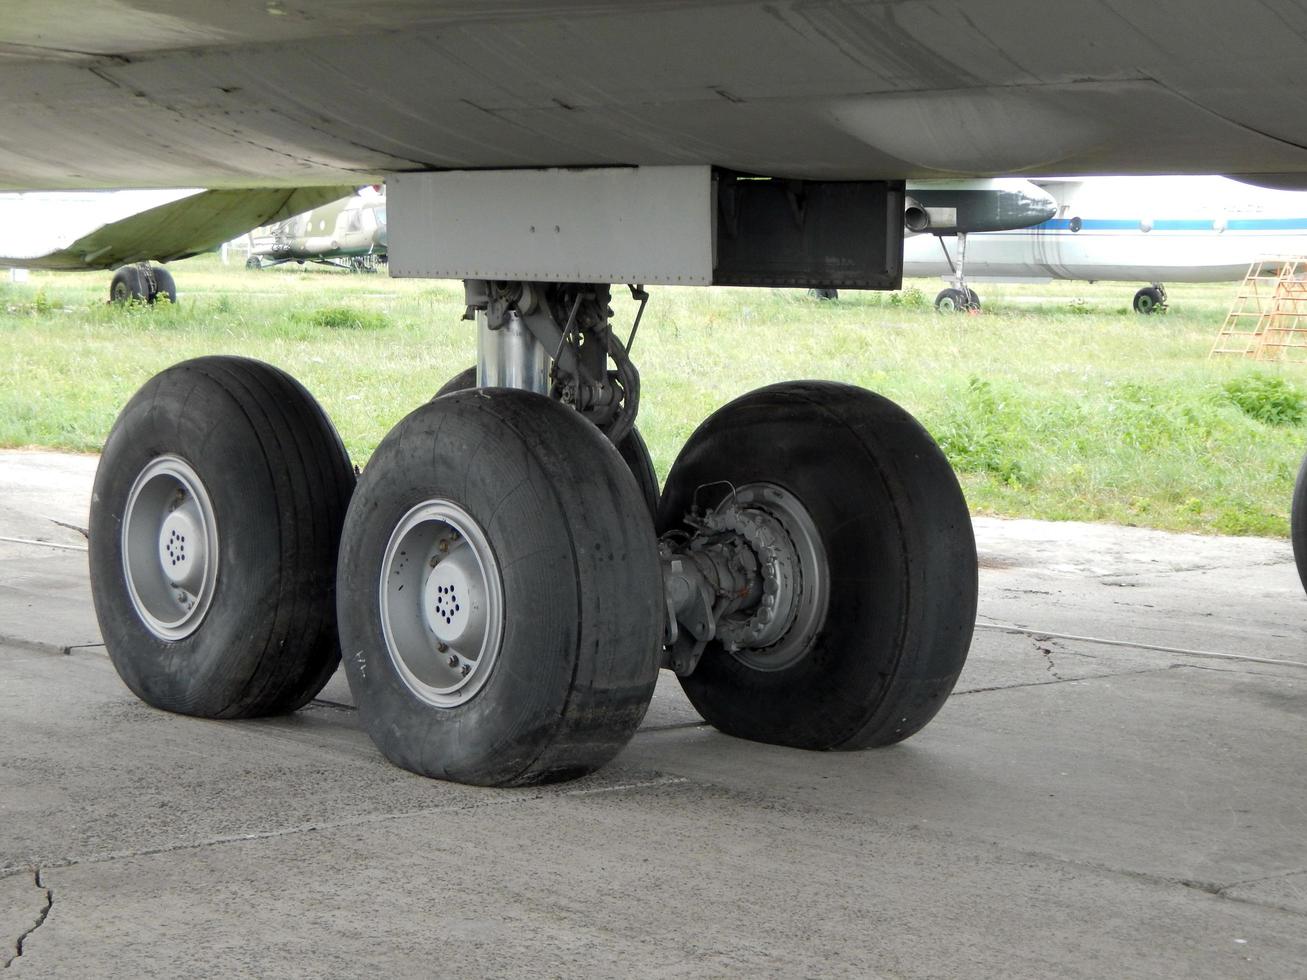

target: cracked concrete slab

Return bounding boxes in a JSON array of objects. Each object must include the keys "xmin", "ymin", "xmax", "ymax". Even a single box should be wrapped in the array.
[
  {"xmin": 16, "ymin": 785, "xmax": 1307, "ymax": 979},
  {"xmin": 0, "ymin": 870, "xmax": 49, "ymax": 970},
  {"xmin": 1225, "ymin": 870, "xmax": 1307, "ymax": 916}
]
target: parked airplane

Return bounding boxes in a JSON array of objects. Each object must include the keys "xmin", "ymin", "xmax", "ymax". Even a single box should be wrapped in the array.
[
  {"xmin": 903, "ymin": 176, "xmax": 1307, "ymax": 312},
  {"xmin": 3, "ymin": 1, "xmax": 1307, "ymax": 788},
  {"xmin": 0, "ymin": 186, "xmax": 353, "ymax": 301},
  {"xmin": 245, "ymin": 189, "xmax": 387, "ymax": 272}
]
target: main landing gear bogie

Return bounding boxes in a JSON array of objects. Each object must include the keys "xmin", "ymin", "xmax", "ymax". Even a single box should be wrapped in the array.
[
  {"xmin": 110, "ymin": 263, "xmax": 176, "ymax": 305},
  {"xmin": 86, "ymin": 278, "xmax": 979, "ymax": 786}
]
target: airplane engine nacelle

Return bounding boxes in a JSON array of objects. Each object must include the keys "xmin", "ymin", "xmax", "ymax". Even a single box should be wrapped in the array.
[{"xmin": 904, "ymin": 202, "xmax": 958, "ymax": 234}]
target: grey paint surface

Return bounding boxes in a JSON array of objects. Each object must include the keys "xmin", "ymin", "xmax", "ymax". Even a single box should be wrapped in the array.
[
  {"xmin": 1, "ymin": 2, "xmax": 1307, "ymax": 189},
  {"xmin": 2, "ymin": 451, "xmax": 1305, "ymax": 976}
]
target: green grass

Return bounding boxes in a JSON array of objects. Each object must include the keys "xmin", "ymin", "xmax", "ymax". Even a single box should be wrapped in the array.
[{"xmin": 2, "ymin": 254, "xmax": 1305, "ymax": 537}]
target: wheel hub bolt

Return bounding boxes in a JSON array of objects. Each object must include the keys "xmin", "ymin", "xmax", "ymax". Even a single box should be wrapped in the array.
[{"xmin": 447, "ymin": 654, "xmax": 460, "ymax": 668}]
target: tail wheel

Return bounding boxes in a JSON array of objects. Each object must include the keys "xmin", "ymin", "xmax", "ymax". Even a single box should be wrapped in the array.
[
  {"xmin": 1293, "ymin": 449, "xmax": 1307, "ymax": 595},
  {"xmin": 657, "ymin": 381, "xmax": 977, "ymax": 749},
  {"xmin": 433, "ymin": 366, "xmax": 660, "ymax": 518},
  {"xmin": 337, "ymin": 389, "xmax": 662, "ymax": 786},
  {"xmin": 89, "ymin": 356, "xmax": 355, "ymax": 717}
]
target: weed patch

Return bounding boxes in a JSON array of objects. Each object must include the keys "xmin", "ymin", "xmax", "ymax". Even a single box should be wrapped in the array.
[
  {"xmin": 1221, "ymin": 373, "xmax": 1305, "ymax": 426},
  {"xmin": 299, "ymin": 305, "xmax": 390, "ymax": 331}
]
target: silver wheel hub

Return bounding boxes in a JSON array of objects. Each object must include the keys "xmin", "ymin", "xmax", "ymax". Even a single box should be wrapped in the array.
[
  {"xmin": 709, "ymin": 484, "xmax": 829, "ymax": 671},
  {"xmin": 122, "ymin": 455, "xmax": 219, "ymax": 641},
  {"xmin": 380, "ymin": 500, "xmax": 504, "ymax": 708}
]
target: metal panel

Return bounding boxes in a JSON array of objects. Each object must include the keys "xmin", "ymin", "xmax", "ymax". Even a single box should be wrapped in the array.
[
  {"xmin": 388, "ymin": 167, "xmax": 714, "ymax": 285},
  {"xmin": 713, "ymin": 175, "xmax": 904, "ymax": 289}
]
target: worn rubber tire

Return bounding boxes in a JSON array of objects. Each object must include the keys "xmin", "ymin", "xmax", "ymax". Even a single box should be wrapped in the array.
[
  {"xmin": 150, "ymin": 266, "xmax": 177, "ymax": 304},
  {"xmin": 246, "ymin": 256, "xmax": 262, "ymax": 270},
  {"xmin": 1293, "ymin": 448, "xmax": 1307, "ymax": 594},
  {"xmin": 434, "ymin": 365, "xmax": 659, "ymax": 517},
  {"xmin": 1134, "ymin": 286, "xmax": 1165, "ymax": 314},
  {"xmin": 657, "ymin": 381, "xmax": 977, "ymax": 750},
  {"xmin": 337, "ymin": 388, "xmax": 662, "ymax": 786},
  {"xmin": 935, "ymin": 287, "xmax": 965, "ymax": 313},
  {"xmin": 89, "ymin": 356, "xmax": 355, "ymax": 717},
  {"xmin": 109, "ymin": 266, "xmax": 146, "ymax": 303}
]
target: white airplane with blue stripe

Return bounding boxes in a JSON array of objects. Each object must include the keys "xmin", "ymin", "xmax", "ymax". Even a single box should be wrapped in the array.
[{"xmin": 903, "ymin": 176, "xmax": 1307, "ymax": 313}]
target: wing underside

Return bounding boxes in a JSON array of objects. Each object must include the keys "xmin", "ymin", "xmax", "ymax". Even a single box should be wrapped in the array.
[{"xmin": 1, "ymin": 186, "xmax": 354, "ymax": 270}]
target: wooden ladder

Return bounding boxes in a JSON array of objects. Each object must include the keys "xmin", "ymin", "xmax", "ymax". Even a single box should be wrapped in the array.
[{"xmin": 1211, "ymin": 256, "xmax": 1307, "ymax": 362}]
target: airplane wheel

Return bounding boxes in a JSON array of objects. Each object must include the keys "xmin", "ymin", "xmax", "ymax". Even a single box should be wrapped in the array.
[
  {"xmin": 965, "ymin": 288, "xmax": 981, "ymax": 309},
  {"xmin": 935, "ymin": 287, "xmax": 967, "ymax": 313},
  {"xmin": 657, "ymin": 381, "xmax": 977, "ymax": 749},
  {"xmin": 1133, "ymin": 286, "xmax": 1166, "ymax": 314},
  {"xmin": 109, "ymin": 266, "xmax": 147, "ymax": 304},
  {"xmin": 151, "ymin": 266, "xmax": 177, "ymax": 304},
  {"xmin": 433, "ymin": 366, "xmax": 660, "ymax": 518},
  {"xmin": 246, "ymin": 256, "xmax": 262, "ymax": 270},
  {"xmin": 1293, "ymin": 449, "xmax": 1307, "ymax": 594},
  {"xmin": 89, "ymin": 356, "xmax": 355, "ymax": 717},
  {"xmin": 109, "ymin": 265, "xmax": 175, "ymax": 304},
  {"xmin": 336, "ymin": 389, "xmax": 662, "ymax": 786}
]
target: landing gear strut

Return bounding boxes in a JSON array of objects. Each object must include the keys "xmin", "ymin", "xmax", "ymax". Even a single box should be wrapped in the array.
[{"xmin": 934, "ymin": 232, "xmax": 980, "ymax": 313}]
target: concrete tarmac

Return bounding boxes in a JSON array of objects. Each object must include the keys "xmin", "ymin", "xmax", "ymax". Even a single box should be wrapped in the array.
[{"xmin": 1, "ymin": 449, "xmax": 1305, "ymax": 978}]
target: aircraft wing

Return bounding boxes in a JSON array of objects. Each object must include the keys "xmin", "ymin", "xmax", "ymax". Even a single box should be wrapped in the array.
[
  {"xmin": 1, "ymin": 186, "xmax": 354, "ymax": 270},
  {"xmin": 1, "ymin": 3, "xmax": 1307, "ymax": 189}
]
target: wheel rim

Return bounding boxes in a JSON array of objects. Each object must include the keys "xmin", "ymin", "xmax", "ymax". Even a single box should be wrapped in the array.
[
  {"xmin": 379, "ymin": 499, "xmax": 505, "ymax": 708},
  {"xmin": 122, "ymin": 455, "xmax": 220, "ymax": 641},
  {"xmin": 715, "ymin": 483, "xmax": 829, "ymax": 672}
]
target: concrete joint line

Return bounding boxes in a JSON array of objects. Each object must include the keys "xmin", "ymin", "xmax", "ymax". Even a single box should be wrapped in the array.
[
  {"xmin": 3, "ymin": 868, "xmax": 52, "ymax": 969},
  {"xmin": 975, "ymin": 619, "xmax": 1307, "ymax": 671},
  {"xmin": 953, "ymin": 665, "xmax": 1177, "ymax": 696}
]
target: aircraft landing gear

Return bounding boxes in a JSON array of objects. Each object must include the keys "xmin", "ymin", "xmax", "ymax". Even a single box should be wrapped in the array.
[
  {"xmin": 110, "ymin": 263, "xmax": 176, "ymax": 304},
  {"xmin": 1133, "ymin": 284, "xmax": 1167, "ymax": 314},
  {"xmin": 88, "ymin": 356, "xmax": 355, "ymax": 716},
  {"xmin": 88, "ymin": 280, "xmax": 978, "ymax": 786},
  {"xmin": 934, "ymin": 232, "xmax": 980, "ymax": 312}
]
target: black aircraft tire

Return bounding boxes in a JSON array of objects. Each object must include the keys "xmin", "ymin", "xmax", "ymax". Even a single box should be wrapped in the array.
[
  {"xmin": 1134, "ymin": 286, "xmax": 1165, "ymax": 314},
  {"xmin": 151, "ymin": 266, "xmax": 177, "ymax": 304},
  {"xmin": 337, "ymin": 389, "xmax": 662, "ymax": 786},
  {"xmin": 434, "ymin": 365, "xmax": 660, "ymax": 517},
  {"xmin": 657, "ymin": 381, "xmax": 977, "ymax": 750},
  {"xmin": 246, "ymin": 256, "xmax": 262, "ymax": 270},
  {"xmin": 965, "ymin": 288, "xmax": 981, "ymax": 309},
  {"xmin": 89, "ymin": 356, "xmax": 356, "ymax": 718},
  {"xmin": 109, "ymin": 266, "xmax": 146, "ymax": 303},
  {"xmin": 1293, "ymin": 448, "xmax": 1307, "ymax": 594},
  {"xmin": 935, "ymin": 287, "xmax": 966, "ymax": 313}
]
